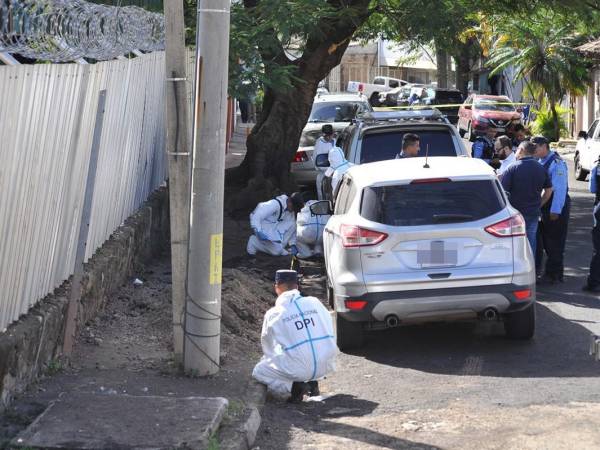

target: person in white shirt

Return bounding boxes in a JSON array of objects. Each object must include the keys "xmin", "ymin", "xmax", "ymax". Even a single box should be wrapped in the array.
[
  {"xmin": 495, "ymin": 134, "xmax": 517, "ymax": 178},
  {"xmin": 313, "ymin": 124, "xmax": 336, "ymax": 200}
]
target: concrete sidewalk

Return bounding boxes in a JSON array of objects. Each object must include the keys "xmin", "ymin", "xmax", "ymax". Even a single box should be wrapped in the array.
[{"xmin": 227, "ymin": 121, "xmax": 252, "ymax": 169}]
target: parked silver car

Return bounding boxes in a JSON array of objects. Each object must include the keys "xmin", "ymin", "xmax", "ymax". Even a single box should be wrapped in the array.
[
  {"xmin": 291, "ymin": 93, "xmax": 372, "ymax": 185},
  {"xmin": 314, "ymin": 156, "xmax": 536, "ymax": 350}
]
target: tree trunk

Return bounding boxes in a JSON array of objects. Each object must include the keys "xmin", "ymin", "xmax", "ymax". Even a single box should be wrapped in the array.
[
  {"xmin": 230, "ymin": 78, "xmax": 321, "ymax": 195},
  {"xmin": 452, "ymin": 38, "xmax": 478, "ymax": 96},
  {"xmin": 435, "ymin": 45, "xmax": 448, "ymax": 88},
  {"xmin": 550, "ymin": 101, "xmax": 560, "ymax": 142},
  {"xmin": 227, "ymin": 0, "xmax": 372, "ymax": 212}
]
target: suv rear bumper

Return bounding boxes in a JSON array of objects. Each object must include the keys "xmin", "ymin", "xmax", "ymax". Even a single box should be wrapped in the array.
[{"xmin": 337, "ymin": 283, "xmax": 535, "ymax": 323}]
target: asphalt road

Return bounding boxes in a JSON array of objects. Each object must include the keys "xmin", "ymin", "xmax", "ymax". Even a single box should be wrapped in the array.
[{"xmin": 255, "ymin": 157, "xmax": 600, "ymax": 450}]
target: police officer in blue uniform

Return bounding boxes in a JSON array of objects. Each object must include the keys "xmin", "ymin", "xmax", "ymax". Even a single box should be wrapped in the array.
[
  {"xmin": 472, "ymin": 127, "xmax": 497, "ymax": 163},
  {"xmin": 583, "ymin": 160, "xmax": 600, "ymax": 292},
  {"xmin": 532, "ymin": 136, "xmax": 570, "ymax": 283}
]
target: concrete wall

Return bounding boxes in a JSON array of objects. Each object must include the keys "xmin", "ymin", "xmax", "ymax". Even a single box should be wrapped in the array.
[
  {"xmin": 0, "ymin": 187, "xmax": 169, "ymax": 410},
  {"xmin": 573, "ymin": 68, "xmax": 600, "ymax": 137}
]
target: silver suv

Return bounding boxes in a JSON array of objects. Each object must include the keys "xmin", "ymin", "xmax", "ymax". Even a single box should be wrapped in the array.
[
  {"xmin": 316, "ymin": 109, "xmax": 470, "ymax": 201},
  {"xmin": 314, "ymin": 156, "xmax": 536, "ymax": 350}
]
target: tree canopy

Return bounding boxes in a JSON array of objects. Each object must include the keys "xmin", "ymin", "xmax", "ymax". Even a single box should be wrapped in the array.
[{"xmin": 181, "ymin": 0, "xmax": 600, "ymax": 200}]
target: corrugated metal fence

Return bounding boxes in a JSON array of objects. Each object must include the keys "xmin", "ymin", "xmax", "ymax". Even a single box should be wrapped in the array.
[{"xmin": 0, "ymin": 51, "xmax": 167, "ymax": 332}]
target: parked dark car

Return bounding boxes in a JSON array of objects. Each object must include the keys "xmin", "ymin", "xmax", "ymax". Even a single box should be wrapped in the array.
[{"xmin": 416, "ymin": 88, "xmax": 464, "ymax": 124}]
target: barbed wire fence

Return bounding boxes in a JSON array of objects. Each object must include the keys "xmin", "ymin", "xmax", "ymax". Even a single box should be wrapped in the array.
[{"xmin": 0, "ymin": 0, "xmax": 164, "ymax": 62}]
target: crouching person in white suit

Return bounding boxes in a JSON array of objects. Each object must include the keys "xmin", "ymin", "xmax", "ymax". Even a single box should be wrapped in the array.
[
  {"xmin": 296, "ymin": 200, "xmax": 330, "ymax": 259},
  {"xmin": 247, "ymin": 193, "xmax": 305, "ymax": 257},
  {"xmin": 253, "ymin": 270, "xmax": 338, "ymax": 403}
]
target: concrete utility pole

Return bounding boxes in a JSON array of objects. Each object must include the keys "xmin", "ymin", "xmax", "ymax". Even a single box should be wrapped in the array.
[
  {"xmin": 164, "ymin": 0, "xmax": 191, "ymax": 363},
  {"xmin": 184, "ymin": 0, "xmax": 230, "ymax": 375}
]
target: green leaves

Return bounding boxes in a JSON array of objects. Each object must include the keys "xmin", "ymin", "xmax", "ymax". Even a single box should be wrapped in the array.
[{"xmin": 487, "ymin": 9, "xmax": 592, "ymax": 140}]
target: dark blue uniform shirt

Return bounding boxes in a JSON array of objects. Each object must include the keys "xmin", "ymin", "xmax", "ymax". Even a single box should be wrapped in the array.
[{"xmin": 501, "ymin": 156, "xmax": 552, "ymax": 218}]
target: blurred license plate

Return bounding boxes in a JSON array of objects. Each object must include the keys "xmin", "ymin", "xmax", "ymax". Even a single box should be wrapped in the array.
[{"xmin": 417, "ymin": 241, "xmax": 458, "ymax": 267}]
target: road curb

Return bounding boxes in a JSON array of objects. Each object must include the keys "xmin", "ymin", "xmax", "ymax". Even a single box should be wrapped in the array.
[{"xmin": 219, "ymin": 380, "xmax": 267, "ymax": 450}]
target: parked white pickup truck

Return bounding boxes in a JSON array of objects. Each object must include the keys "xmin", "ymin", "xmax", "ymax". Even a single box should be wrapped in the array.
[
  {"xmin": 575, "ymin": 119, "xmax": 600, "ymax": 180},
  {"xmin": 347, "ymin": 76, "xmax": 408, "ymax": 106}
]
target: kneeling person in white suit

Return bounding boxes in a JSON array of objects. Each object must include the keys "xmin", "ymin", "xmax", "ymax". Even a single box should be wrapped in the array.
[
  {"xmin": 296, "ymin": 200, "xmax": 330, "ymax": 259},
  {"xmin": 247, "ymin": 193, "xmax": 305, "ymax": 256},
  {"xmin": 252, "ymin": 270, "xmax": 338, "ymax": 403}
]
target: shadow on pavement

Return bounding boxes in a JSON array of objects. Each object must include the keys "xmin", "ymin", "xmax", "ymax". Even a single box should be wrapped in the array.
[
  {"xmin": 258, "ymin": 394, "xmax": 440, "ymax": 449},
  {"xmin": 351, "ymin": 303, "xmax": 599, "ymax": 378}
]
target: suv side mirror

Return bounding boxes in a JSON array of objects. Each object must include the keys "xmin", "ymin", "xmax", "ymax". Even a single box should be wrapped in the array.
[
  {"xmin": 464, "ymin": 104, "xmax": 471, "ymax": 110},
  {"xmin": 315, "ymin": 153, "xmax": 330, "ymax": 168},
  {"xmin": 578, "ymin": 130, "xmax": 588, "ymax": 140},
  {"xmin": 309, "ymin": 200, "xmax": 333, "ymax": 216}
]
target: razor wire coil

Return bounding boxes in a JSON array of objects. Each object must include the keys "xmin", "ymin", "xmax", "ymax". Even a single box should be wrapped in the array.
[{"xmin": 0, "ymin": 0, "xmax": 164, "ymax": 62}]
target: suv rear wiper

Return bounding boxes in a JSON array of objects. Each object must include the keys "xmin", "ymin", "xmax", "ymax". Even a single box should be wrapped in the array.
[{"xmin": 432, "ymin": 214, "xmax": 473, "ymax": 223}]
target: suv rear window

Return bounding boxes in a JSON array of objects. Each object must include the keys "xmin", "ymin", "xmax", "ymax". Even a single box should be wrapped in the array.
[
  {"xmin": 299, "ymin": 130, "xmax": 323, "ymax": 147},
  {"xmin": 361, "ymin": 180, "xmax": 505, "ymax": 226},
  {"xmin": 360, "ymin": 130, "xmax": 457, "ymax": 163}
]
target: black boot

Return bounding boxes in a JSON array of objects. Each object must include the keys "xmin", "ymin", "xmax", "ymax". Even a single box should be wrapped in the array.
[
  {"xmin": 307, "ymin": 381, "xmax": 320, "ymax": 397},
  {"xmin": 288, "ymin": 382, "xmax": 309, "ymax": 403}
]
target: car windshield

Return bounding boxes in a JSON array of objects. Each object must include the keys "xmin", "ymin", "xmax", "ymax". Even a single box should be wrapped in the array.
[
  {"xmin": 360, "ymin": 129, "xmax": 458, "ymax": 163},
  {"xmin": 308, "ymin": 101, "xmax": 370, "ymax": 123},
  {"xmin": 360, "ymin": 179, "xmax": 505, "ymax": 226},
  {"xmin": 474, "ymin": 98, "xmax": 515, "ymax": 112}
]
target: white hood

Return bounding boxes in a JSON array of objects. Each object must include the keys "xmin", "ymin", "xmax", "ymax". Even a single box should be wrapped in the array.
[{"xmin": 325, "ymin": 147, "xmax": 348, "ymax": 177}]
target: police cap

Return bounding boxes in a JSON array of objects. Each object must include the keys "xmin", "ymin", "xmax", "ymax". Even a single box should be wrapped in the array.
[
  {"xmin": 531, "ymin": 135, "xmax": 549, "ymax": 146},
  {"xmin": 275, "ymin": 270, "xmax": 298, "ymax": 284}
]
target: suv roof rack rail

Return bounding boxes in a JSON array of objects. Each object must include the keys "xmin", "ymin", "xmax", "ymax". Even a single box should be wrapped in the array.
[{"xmin": 354, "ymin": 108, "xmax": 446, "ymax": 124}]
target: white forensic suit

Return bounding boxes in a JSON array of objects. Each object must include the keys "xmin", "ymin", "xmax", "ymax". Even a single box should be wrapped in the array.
[
  {"xmin": 247, "ymin": 195, "xmax": 297, "ymax": 256},
  {"xmin": 313, "ymin": 136, "xmax": 336, "ymax": 200},
  {"xmin": 296, "ymin": 200, "xmax": 330, "ymax": 259},
  {"xmin": 325, "ymin": 146, "xmax": 353, "ymax": 195},
  {"xmin": 252, "ymin": 289, "xmax": 338, "ymax": 396}
]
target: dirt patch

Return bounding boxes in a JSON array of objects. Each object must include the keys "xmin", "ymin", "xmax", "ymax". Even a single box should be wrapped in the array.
[{"xmin": 0, "ymin": 210, "xmax": 326, "ymax": 447}]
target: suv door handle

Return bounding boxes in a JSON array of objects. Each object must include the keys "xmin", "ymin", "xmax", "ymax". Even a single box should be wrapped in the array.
[{"xmin": 428, "ymin": 273, "xmax": 451, "ymax": 279}]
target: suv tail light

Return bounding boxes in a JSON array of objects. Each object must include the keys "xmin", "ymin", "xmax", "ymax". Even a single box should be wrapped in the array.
[
  {"xmin": 340, "ymin": 224, "xmax": 388, "ymax": 247},
  {"xmin": 485, "ymin": 214, "xmax": 526, "ymax": 237},
  {"xmin": 410, "ymin": 178, "xmax": 451, "ymax": 184},
  {"xmin": 513, "ymin": 289, "xmax": 532, "ymax": 300},
  {"xmin": 293, "ymin": 150, "xmax": 309, "ymax": 163},
  {"xmin": 345, "ymin": 300, "xmax": 367, "ymax": 310}
]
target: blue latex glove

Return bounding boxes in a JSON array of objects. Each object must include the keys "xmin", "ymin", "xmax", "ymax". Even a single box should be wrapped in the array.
[
  {"xmin": 254, "ymin": 229, "xmax": 269, "ymax": 241},
  {"xmin": 290, "ymin": 245, "xmax": 299, "ymax": 256}
]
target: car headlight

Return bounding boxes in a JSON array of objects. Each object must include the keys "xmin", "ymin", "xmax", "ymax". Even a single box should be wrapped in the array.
[{"xmin": 475, "ymin": 116, "xmax": 490, "ymax": 124}]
